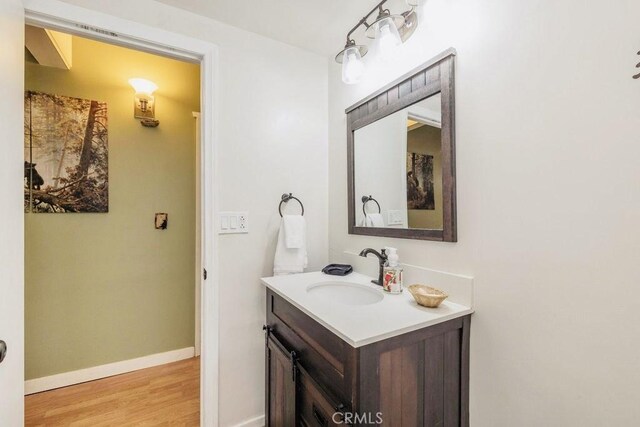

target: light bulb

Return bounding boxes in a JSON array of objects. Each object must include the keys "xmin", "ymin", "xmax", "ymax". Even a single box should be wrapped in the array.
[
  {"xmin": 342, "ymin": 47, "xmax": 365, "ymax": 84},
  {"xmin": 375, "ymin": 17, "xmax": 402, "ymax": 62}
]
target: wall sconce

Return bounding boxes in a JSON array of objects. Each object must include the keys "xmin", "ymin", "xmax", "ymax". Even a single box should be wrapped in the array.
[
  {"xmin": 335, "ymin": 0, "xmax": 421, "ymax": 84},
  {"xmin": 128, "ymin": 78, "xmax": 160, "ymax": 127}
]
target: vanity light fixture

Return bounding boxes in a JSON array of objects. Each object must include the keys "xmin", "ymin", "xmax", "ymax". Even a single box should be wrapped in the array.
[
  {"xmin": 335, "ymin": 0, "xmax": 420, "ymax": 84},
  {"xmin": 128, "ymin": 78, "xmax": 160, "ymax": 127}
]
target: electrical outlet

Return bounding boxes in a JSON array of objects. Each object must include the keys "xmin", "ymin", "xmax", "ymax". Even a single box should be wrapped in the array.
[
  {"xmin": 218, "ymin": 211, "xmax": 249, "ymax": 234},
  {"xmin": 238, "ymin": 212, "xmax": 249, "ymax": 232},
  {"xmin": 387, "ymin": 210, "xmax": 404, "ymax": 226}
]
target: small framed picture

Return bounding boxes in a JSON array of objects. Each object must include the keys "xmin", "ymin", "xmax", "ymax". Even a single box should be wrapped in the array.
[{"xmin": 155, "ymin": 213, "xmax": 168, "ymax": 230}]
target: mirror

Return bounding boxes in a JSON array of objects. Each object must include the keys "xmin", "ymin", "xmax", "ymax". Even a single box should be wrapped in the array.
[
  {"xmin": 347, "ymin": 49, "xmax": 456, "ymax": 241},
  {"xmin": 354, "ymin": 93, "xmax": 443, "ymax": 230}
]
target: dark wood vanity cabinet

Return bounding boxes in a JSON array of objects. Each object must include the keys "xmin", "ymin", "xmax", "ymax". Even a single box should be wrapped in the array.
[{"xmin": 265, "ymin": 289, "xmax": 471, "ymax": 426}]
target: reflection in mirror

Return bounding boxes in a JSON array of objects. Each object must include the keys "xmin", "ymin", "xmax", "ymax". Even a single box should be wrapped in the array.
[{"xmin": 354, "ymin": 93, "xmax": 442, "ymax": 230}]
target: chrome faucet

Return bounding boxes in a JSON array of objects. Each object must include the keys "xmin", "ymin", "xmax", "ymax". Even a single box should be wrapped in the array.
[{"xmin": 359, "ymin": 248, "xmax": 388, "ymax": 286}]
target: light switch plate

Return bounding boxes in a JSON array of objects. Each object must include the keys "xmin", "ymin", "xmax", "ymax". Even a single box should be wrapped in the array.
[{"xmin": 218, "ymin": 211, "xmax": 249, "ymax": 234}]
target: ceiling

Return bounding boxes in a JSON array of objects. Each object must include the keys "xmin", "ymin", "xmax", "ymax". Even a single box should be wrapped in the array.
[{"xmin": 155, "ymin": 0, "xmax": 411, "ymax": 57}]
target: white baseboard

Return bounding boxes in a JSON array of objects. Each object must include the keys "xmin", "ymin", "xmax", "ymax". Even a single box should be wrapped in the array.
[
  {"xmin": 231, "ymin": 415, "xmax": 265, "ymax": 427},
  {"xmin": 25, "ymin": 347, "xmax": 195, "ymax": 395}
]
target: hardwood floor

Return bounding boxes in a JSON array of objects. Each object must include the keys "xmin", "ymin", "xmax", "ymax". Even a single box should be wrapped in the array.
[{"xmin": 25, "ymin": 357, "xmax": 200, "ymax": 426}]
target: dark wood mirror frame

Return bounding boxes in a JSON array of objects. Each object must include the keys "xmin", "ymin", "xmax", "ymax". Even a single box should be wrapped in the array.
[{"xmin": 347, "ymin": 48, "xmax": 457, "ymax": 242}]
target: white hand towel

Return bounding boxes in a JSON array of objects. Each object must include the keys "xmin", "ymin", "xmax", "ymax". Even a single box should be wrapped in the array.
[
  {"xmin": 365, "ymin": 213, "xmax": 384, "ymax": 227},
  {"xmin": 274, "ymin": 217, "xmax": 308, "ymax": 275},
  {"xmin": 283, "ymin": 215, "xmax": 305, "ymax": 249}
]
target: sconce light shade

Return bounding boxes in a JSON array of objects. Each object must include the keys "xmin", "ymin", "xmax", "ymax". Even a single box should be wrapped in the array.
[
  {"xmin": 365, "ymin": 12, "xmax": 405, "ymax": 39},
  {"xmin": 371, "ymin": 16, "xmax": 403, "ymax": 61},
  {"xmin": 128, "ymin": 78, "xmax": 158, "ymax": 119},
  {"xmin": 128, "ymin": 78, "xmax": 158, "ymax": 95},
  {"xmin": 341, "ymin": 46, "xmax": 366, "ymax": 84}
]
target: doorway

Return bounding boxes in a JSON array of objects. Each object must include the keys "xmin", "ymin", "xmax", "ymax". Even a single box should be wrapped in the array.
[
  {"xmin": 23, "ymin": 26, "xmax": 203, "ymax": 425},
  {"xmin": 15, "ymin": 4, "xmax": 220, "ymax": 425}
]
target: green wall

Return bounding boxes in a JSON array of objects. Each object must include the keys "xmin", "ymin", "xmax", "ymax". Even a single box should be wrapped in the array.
[{"xmin": 25, "ymin": 35, "xmax": 200, "ymax": 379}]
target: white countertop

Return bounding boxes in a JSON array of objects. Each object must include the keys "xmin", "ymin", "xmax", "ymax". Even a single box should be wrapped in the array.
[{"xmin": 261, "ymin": 271, "xmax": 474, "ymax": 348}]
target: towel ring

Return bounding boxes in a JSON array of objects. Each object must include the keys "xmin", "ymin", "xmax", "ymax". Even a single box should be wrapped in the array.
[
  {"xmin": 279, "ymin": 193, "xmax": 304, "ymax": 217},
  {"xmin": 361, "ymin": 195, "xmax": 381, "ymax": 216}
]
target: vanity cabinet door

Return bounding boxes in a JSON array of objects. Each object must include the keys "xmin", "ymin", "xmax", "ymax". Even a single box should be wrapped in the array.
[{"xmin": 266, "ymin": 333, "xmax": 297, "ymax": 427}]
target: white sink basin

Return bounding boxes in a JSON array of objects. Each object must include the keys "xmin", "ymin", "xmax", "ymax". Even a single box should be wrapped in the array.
[{"xmin": 306, "ymin": 281, "xmax": 383, "ymax": 306}]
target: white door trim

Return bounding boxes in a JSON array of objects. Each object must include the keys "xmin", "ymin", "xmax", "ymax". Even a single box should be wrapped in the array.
[{"xmin": 23, "ymin": 2, "xmax": 220, "ymax": 426}]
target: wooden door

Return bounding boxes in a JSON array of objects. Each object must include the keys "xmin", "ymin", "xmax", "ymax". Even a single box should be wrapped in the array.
[{"xmin": 266, "ymin": 332, "xmax": 297, "ymax": 427}]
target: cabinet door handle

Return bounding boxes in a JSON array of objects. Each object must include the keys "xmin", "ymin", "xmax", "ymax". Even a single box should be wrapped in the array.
[{"xmin": 312, "ymin": 405, "xmax": 328, "ymax": 426}]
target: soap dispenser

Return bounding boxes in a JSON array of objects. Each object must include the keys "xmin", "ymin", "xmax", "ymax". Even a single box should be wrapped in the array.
[{"xmin": 383, "ymin": 247, "xmax": 403, "ymax": 294}]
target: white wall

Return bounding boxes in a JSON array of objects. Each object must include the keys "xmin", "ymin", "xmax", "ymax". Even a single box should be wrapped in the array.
[
  {"xmin": 329, "ymin": 0, "xmax": 640, "ymax": 425},
  {"xmin": 353, "ymin": 108, "xmax": 406, "ymax": 227},
  {"xmin": 31, "ymin": 1, "xmax": 329, "ymax": 425}
]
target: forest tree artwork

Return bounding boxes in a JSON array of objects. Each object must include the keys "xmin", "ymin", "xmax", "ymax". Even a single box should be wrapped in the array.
[
  {"xmin": 24, "ymin": 91, "xmax": 108, "ymax": 213},
  {"xmin": 406, "ymin": 152, "xmax": 435, "ymax": 210}
]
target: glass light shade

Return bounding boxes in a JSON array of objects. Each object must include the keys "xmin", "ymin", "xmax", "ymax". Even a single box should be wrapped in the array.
[
  {"xmin": 341, "ymin": 46, "xmax": 365, "ymax": 84},
  {"xmin": 375, "ymin": 17, "xmax": 402, "ymax": 61},
  {"xmin": 128, "ymin": 78, "xmax": 158, "ymax": 95},
  {"xmin": 406, "ymin": 0, "xmax": 425, "ymax": 6}
]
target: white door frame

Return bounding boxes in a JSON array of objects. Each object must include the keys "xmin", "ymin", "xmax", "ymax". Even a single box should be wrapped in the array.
[{"xmin": 23, "ymin": 1, "xmax": 220, "ymax": 426}]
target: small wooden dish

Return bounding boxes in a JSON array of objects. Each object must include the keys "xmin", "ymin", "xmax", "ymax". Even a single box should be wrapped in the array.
[{"xmin": 407, "ymin": 285, "xmax": 448, "ymax": 308}]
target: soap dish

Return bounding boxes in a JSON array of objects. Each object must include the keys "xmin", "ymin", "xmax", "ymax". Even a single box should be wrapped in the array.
[{"xmin": 408, "ymin": 285, "xmax": 448, "ymax": 308}]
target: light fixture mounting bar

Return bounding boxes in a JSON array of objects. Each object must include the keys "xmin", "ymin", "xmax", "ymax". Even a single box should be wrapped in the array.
[{"xmin": 345, "ymin": 0, "xmax": 390, "ymax": 45}]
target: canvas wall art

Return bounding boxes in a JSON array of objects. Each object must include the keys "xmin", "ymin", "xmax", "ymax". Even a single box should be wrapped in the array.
[
  {"xmin": 406, "ymin": 152, "xmax": 435, "ymax": 210},
  {"xmin": 24, "ymin": 91, "xmax": 108, "ymax": 213}
]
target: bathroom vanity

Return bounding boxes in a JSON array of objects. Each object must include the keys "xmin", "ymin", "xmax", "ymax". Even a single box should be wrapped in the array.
[{"xmin": 262, "ymin": 272, "xmax": 472, "ymax": 426}]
